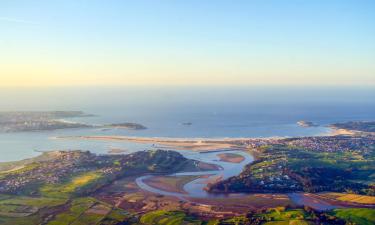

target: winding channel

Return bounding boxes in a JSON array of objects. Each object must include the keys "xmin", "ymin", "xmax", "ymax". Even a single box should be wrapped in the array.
[
  {"xmin": 136, "ymin": 150, "xmax": 254, "ymax": 198},
  {"xmin": 135, "ymin": 150, "xmax": 354, "ymax": 210}
]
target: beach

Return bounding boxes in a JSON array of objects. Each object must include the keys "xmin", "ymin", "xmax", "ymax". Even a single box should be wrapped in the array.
[{"xmin": 56, "ymin": 135, "xmax": 248, "ymax": 151}]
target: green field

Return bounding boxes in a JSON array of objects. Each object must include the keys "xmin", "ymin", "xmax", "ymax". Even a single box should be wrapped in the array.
[
  {"xmin": 140, "ymin": 210, "xmax": 203, "ymax": 225},
  {"xmin": 40, "ymin": 171, "xmax": 105, "ymax": 199},
  {"xmin": 263, "ymin": 221, "xmax": 310, "ymax": 225},
  {"xmin": 255, "ymin": 208, "xmax": 312, "ymax": 225},
  {"xmin": 0, "ymin": 196, "xmax": 67, "ymax": 225},
  {"xmin": 0, "ymin": 195, "xmax": 131, "ymax": 225},
  {"xmin": 261, "ymin": 208, "xmax": 308, "ymax": 220},
  {"xmin": 329, "ymin": 208, "xmax": 375, "ymax": 225},
  {"xmin": 221, "ymin": 216, "xmax": 251, "ymax": 225},
  {"xmin": 47, "ymin": 197, "xmax": 131, "ymax": 225}
]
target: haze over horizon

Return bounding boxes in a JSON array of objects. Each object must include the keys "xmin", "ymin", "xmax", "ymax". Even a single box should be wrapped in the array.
[{"xmin": 1, "ymin": 0, "xmax": 375, "ymax": 86}]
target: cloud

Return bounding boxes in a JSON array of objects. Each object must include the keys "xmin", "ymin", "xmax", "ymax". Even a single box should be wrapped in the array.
[{"xmin": 0, "ymin": 17, "xmax": 38, "ymax": 25}]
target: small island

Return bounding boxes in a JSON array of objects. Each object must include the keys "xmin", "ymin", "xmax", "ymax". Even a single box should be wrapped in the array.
[
  {"xmin": 105, "ymin": 122, "xmax": 147, "ymax": 130},
  {"xmin": 297, "ymin": 120, "xmax": 318, "ymax": 127}
]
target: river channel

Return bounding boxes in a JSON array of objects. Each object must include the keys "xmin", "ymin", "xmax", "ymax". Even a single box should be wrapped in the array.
[{"xmin": 136, "ymin": 150, "xmax": 254, "ymax": 198}]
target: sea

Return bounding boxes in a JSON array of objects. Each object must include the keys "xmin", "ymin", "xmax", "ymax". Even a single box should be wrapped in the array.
[{"xmin": 0, "ymin": 86, "xmax": 374, "ymax": 162}]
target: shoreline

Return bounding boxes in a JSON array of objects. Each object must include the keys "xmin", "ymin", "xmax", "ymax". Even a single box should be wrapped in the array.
[
  {"xmin": 326, "ymin": 128, "xmax": 356, "ymax": 136},
  {"xmin": 54, "ymin": 135, "xmax": 283, "ymax": 142},
  {"xmin": 54, "ymin": 135, "xmax": 251, "ymax": 151},
  {"xmin": 54, "ymin": 128, "xmax": 352, "ymax": 152},
  {"xmin": 2, "ymin": 126, "xmax": 357, "ymax": 164},
  {"xmin": 54, "ymin": 125, "xmax": 355, "ymax": 143}
]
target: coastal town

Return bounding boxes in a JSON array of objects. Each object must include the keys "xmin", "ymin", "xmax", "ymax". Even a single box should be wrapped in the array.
[{"xmin": 209, "ymin": 123, "xmax": 375, "ymax": 195}]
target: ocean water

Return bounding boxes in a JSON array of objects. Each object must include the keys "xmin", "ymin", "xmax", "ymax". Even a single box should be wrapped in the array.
[{"xmin": 0, "ymin": 86, "xmax": 374, "ymax": 162}]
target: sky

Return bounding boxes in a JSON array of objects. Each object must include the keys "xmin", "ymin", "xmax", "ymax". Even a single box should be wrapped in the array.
[{"xmin": 0, "ymin": 0, "xmax": 374, "ymax": 86}]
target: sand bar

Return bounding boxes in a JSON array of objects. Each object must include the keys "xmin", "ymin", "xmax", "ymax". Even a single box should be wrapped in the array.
[
  {"xmin": 56, "ymin": 135, "xmax": 255, "ymax": 151},
  {"xmin": 217, "ymin": 153, "xmax": 245, "ymax": 163}
]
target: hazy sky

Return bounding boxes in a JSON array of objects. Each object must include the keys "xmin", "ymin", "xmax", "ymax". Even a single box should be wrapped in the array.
[{"xmin": 1, "ymin": 0, "xmax": 374, "ymax": 86}]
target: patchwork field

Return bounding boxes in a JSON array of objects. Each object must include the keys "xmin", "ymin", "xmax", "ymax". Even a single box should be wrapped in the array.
[
  {"xmin": 258, "ymin": 208, "xmax": 311, "ymax": 225},
  {"xmin": 47, "ymin": 197, "xmax": 130, "ymax": 225},
  {"xmin": 0, "ymin": 195, "xmax": 67, "ymax": 225},
  {"xmin": 187, "ymin": 194, "xmax": 294, "ymax": 213}
]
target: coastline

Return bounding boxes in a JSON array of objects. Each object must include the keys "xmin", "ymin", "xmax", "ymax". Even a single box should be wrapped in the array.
[
  {"xmin": 326, "ymin": 128, "xmax": 356, "ymax": 136},
  {"xmin": 54, "ymin": 127, "xmax": 352, "ymax": 152},
  {"xmin": 55, "ymin": 135, "xmax": 282, "ymax": 141},
  {"xmin": 54, "ymin": 135, "xmax": 251, "ymax": 151},
  {"xmin": 3, "ymin": 128, "xmax": 374, "ymax": 214}
]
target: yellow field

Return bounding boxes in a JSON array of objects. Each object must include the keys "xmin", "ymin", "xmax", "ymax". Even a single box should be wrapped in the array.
[
  {"xmin": 40, "ymin": 171, "xmax": 103, "ymax": 198},
  {"xmin": 63, "ymin": 172, "xmax": 102, "ymax": 193},
  {"xmin": 322, "ymin": 193, "xmax": 375, "ymax": 204}
]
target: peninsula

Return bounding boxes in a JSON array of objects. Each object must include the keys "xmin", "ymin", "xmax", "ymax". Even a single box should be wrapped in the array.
[
  {"xmin": 0, "ymin": 111, "xmax": 92, "ymax": 132},
  {"xmin": 0, "ymin": 111, "xmax": 148, "ymax": 133},
  {"xmin": 105, "ymin": 122, "xmax": 147, "ymax": 130},
  {"xmin": 297, "ymin": 120, "xmax": 319, "ymax": 127}
]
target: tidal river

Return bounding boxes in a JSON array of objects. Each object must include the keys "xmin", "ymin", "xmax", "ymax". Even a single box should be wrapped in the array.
[
  {"xmin": 135, "ymin": 149, "xmax": 346, "ymax": 210},
  {"xmin": 136, "ymin": 150, "xmax": 254, "ymax": 198}
]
